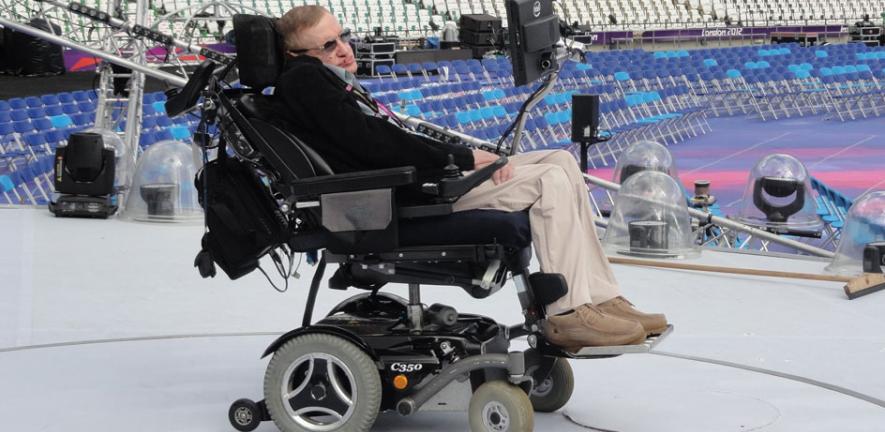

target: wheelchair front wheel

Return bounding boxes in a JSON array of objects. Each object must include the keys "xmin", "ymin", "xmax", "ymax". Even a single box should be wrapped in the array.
[
  {"xmin": 263, "ymin": 333, "xmax": 382, "ymax": 432},
  {"xmin": 468, "ymin": 380, "xmax": 534, "ymax": 432},
  {"xmin": 228, "ymin": 398, "xmax": 264, "ymax": 432},
  {"xmin": 529, "ymin": 358, "xmax": 574, "ymax": 412}
]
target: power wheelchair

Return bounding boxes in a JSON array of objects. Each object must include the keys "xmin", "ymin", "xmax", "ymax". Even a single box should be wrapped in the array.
[{"xmin": 169, "ymin": 15, "xmax": 669, "ymax": 432}]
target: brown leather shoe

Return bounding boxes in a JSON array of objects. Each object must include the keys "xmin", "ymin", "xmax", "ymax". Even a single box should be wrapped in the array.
[
  {"xmin": 542, "ymin": 304, "xmax": 645, "ymax": 350},
  {"xmin": 597, "ymin": 296, "xmax": 668, "ymax": 336}
]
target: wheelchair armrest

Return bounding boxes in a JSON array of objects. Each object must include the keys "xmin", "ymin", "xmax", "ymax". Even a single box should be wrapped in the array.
[
  {"xmin": 291, "ymin": 166, "xmax": 416, "ymax": 197},
  {"xmin": 425, "ymin": 155, "xmax": 508, "ymax": 199}
]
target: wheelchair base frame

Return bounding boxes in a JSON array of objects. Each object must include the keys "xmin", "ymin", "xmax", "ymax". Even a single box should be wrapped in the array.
[{"xmin": 228, "ymin": 288, "xmax": 673, "ymax": 431}]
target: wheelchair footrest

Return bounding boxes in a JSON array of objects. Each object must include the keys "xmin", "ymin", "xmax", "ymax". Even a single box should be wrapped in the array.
[{"xmin": 551, "ymin": 325, "xmax": 674, "ymax": 359}]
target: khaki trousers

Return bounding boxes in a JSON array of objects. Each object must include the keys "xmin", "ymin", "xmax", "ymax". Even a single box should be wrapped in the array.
[{"xmin": 453, "ymin": 150, "xmax": 620, "ymax": 315}]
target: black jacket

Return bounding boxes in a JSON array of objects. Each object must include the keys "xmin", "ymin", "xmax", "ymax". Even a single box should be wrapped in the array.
[{"xmin": 274, "ymin": 56, "xmax": 474, "ymax": 180}]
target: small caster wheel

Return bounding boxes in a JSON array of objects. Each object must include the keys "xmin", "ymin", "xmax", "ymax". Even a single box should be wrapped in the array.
[
  {"xmin": 229, "ymin": 398, "xmax": 263, "ymax": 432},
  {"xmin": 469, "ymin": 380, "xmax": 534, "ymax": 431},
  {"xmin": 530, "ymin": 358, "xmax": 574, "ymax": 412}
]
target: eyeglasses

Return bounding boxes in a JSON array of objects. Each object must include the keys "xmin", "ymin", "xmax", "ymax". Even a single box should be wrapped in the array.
[{"xmin": 290, "ymin": 29, "xmax": 352, "ymax": 55}]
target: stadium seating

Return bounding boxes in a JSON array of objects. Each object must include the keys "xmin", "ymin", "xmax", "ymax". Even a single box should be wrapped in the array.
[
  {"xmin": 11, "ymin": 0, "xmax": 883, "ymax": 44},
  {"xmin": 4, "ymin": 39, "xmax": 884, "ymax": 208}
]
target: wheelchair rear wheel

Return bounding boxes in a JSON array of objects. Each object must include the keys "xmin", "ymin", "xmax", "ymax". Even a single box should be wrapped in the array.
[
  {"xmin": 468, "ymin": 380, "xmax": 534, "ymax": 432},
  {"xmin": 529, "ymin": 358, "xmax": 574, "ymax": 412},
  {"xmin": 263, "ymin": 333, "xmax": 382, "ymax": 432}
]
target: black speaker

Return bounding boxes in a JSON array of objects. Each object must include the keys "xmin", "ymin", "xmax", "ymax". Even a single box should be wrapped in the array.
[
  {"xmin": 458, "ymin": 29, "xmax": 500, "ymax": 46},
  {"xmin": 571, "ymin": 94, "xmax": 600, "ymax": 142},
  {"xmin": 459, "ymin": 14, "xmax": 502, "ymax": 33},
  {"xmin": 5, "ymin": 18, "xmax": 65, "ymax": 76}
]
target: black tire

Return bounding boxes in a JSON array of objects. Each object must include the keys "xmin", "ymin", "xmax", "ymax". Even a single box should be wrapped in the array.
[
  {"xmin": 264, "ymin": 333, "xmax": 382, "ymax": 432},
  {"xmin": 229, "ymin": 398, "xmax": 263, "ymax": 432},
  {"xmin": 530, "ymin": 358, "xmax": 574, "ymax": 412},
  {"xmin": 468, "ymin": 380, "xmax": 534, "ymax": 432}
]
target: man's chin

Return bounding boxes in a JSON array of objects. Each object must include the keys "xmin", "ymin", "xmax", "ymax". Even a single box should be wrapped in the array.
[{"xmin": 342, "ymin": 60, "xmax": 357, "ymax": 74}]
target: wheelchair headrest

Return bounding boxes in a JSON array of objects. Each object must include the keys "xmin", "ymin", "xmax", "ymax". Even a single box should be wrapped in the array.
[{"xmin": 233, "ymin": 14, "xmax": 284, "ymax": 90}]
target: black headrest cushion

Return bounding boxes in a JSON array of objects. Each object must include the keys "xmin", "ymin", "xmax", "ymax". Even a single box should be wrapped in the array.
[{"xmin": 233, "ymin": 14, "xmax": 283, "ymax": 90}]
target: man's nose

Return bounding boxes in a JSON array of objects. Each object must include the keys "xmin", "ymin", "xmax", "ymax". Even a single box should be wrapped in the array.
[{"xmin": 335, "ymin": 40, "xmax": 349, "ymax": 56}]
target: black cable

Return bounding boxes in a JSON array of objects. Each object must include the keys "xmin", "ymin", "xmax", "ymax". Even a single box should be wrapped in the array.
[{"xmin": 495, "ymin": 73, "xmax": 555, "ymax": 153}]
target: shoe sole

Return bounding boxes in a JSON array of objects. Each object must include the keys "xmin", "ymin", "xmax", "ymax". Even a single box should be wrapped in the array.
[{"xmin": 547, "ymin": 332, "xmax": 648, "ymax": 352}]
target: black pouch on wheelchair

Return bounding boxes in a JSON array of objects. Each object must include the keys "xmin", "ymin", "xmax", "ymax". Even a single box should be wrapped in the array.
[{"xmin": 194, "ymin": 154, "xmax": 290, "ymax": 280}]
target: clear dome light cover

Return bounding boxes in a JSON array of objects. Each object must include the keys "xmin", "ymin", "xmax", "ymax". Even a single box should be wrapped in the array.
[
  {"xmin": 612, "ymin": 140, "xmax": 681, "ymax": 184},
  {"xmin": 603, "ymin": 170, "xmax": 699, "ymax": 258},
  {"xmin": 120, "ymin": 140, "xmax": 202, "ymax": 222},
  {"xmin": 735, "ymin": 153, "xmax": 823, "ymax": 232},
  {"xmin": 825, "ymin": 190, "xmax": 885, "ymax": 275}
]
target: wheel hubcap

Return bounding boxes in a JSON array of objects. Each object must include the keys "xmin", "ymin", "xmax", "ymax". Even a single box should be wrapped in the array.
[
  {"xmin": 280, "ymin": 353, "xmax": 357, "ymax": 432},
  {"xmin": 482, "ymin": 401, "xmax": 510, "ymax": 431},
  {"xmin": 233, "ymin": 407, "xmax": 253, "ymax": 425},
  {"xmin": 532, "ymin": 378, "xmax": 553, "ymax": 397}
]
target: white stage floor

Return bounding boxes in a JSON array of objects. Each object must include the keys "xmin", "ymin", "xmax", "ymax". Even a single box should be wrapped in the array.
[{"xmin": 2, "ymin": 208, "xmax": 884, "ymax": 431}]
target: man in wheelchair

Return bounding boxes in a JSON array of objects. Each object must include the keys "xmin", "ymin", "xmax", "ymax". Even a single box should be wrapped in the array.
[
  {"xmin": 273, "ymin": 5, "xmax": 667, "ymax": 348},
  {"xmin": 181, "ymin": 6, "xmax": 672, "ymax": 431}
]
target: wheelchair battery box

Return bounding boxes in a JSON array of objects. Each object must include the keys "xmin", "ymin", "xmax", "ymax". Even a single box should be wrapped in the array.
[
  {"xmin": 321, "ymin": 189, "xmax": 392, "ymax": 232},
  {"xmin": 321, "ymin": 188, "xmax": 399, "ymax": 253}
]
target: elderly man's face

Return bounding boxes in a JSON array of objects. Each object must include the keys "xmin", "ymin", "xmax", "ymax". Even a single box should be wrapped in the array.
[{"xmin": 297, "ymin": 13, "xmax": 357, "ymax": 73}]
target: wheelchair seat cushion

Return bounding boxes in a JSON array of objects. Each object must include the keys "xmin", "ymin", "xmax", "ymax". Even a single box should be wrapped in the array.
[{"xmin": 399, "ymin": 209, "xmax": 531, "ymax": 249}]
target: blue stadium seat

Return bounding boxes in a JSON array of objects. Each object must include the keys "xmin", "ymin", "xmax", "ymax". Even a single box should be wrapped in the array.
[
  {"xmin": 13, "ymin": 120, "xmax": 34, "ymax": 133},
  {"xmin": 41, "ymin": 95, "xmax": 60, "ymax": 106},
  {"xmin": 72, "ymin": 90, "xmax": 92, "ymax": 102},
  {"xmin": 57, "ymin": 92, "xmax": 74, "ymax": 104},
  {"xmin": 77, "ymin": 101, "xmax": 96, "ymax": 113},
  {"xmin": 422, "ymin": 62, "xmax": 438, "ymax": 74},
  {"xmin": 23, "ymin": 131, "xmax": 46, "ymax": 148},
  {"xmin": 155, "ymin": 129, "xmax": 174, "ymax": 141},
  {"xmin": 8, "ymin": 98, "xmax": 27, "ymax": 109},
  {"xmin": 61, "ymin": 103, "xmax": 79, "ymax": 114},
  {"xmin": 157, "ymin": 116, "xmax": 173, "ymax": 128},
  {"xmin": 27, "ymin": 107, "xmax": 46, "ymax": 119},
  {"xmin": 139, "ymin": 133, "xmax": 156, "ymax": 147},
  {"xmin": 169, "ymin": 125, "xmax": 191, "ymax": 141},
  {"xmin": 45, "ymin": 129, "xmax": 66, "ymax": 146},
  {"xmin": 49, "ymin": 115, "xmax": 73, "ymax": 129},
  {"xmin": 376, "ymin": 65, "xmax": 392, "ymax": 76},
  {"xmin": 32, "ymin": 118, "xmax": 53, "ymax": 131},
  {"xmin": 71, "ymin": 113, "xmax": 93, "ymax": 126},
  {"xmin": 25, "ymin": 97, "xmax": 42, "ymax": 108}
]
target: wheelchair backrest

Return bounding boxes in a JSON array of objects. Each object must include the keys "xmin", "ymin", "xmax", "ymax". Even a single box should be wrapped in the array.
[{"xmin": 226, "ymin": 14, "xmax": 334, "ymax": 187}]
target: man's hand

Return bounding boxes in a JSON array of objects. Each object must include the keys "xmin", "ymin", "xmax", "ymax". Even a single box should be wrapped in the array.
[{"xmin": 472, "ymin": 149, "xmax": 513, "ymax": 185}]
